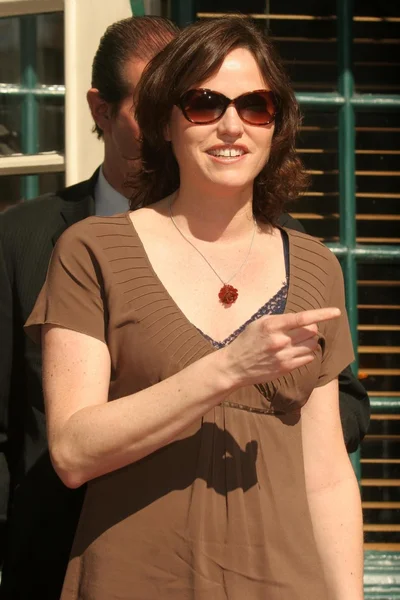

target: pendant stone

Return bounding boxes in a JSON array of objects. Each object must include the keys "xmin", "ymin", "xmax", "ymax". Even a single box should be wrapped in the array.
[{"xmin": 218, "ymin": 284, "xmax": 238, "ymax": 306}]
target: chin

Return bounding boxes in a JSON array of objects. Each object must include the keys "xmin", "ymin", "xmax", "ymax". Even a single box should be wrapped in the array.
[
  {"xmin": 207, "ymin": 181, "xmax": 253, "ymax": 197},
  {"xmin": 210, "ymin": 174, "xmax": 254, "ymax": 188},
  {"xmin": 206, "ymin": 165, "xmax": 260, "ymax": 185}
]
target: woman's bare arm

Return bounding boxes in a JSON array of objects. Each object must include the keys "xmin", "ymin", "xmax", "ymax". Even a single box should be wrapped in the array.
[
  {"xmin": 301, "ymin": 378, "xmax": 364, "ymax": 599},
  {"xmin": 43, "ymin": 325, "xmax": 233, "ymax": 488},
  {"xmin": 42, "ymin": 307, "xmax": 338, "ymax": 488}
]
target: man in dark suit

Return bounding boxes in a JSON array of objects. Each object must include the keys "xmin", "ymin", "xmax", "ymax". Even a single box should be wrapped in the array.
[
  {"xmin": 0, "ymin": 16, "xmax": 179, "ymax": 600},
  {"xmin": 0, "ymin": 14, "xmax": 369, "ymax": 600}
]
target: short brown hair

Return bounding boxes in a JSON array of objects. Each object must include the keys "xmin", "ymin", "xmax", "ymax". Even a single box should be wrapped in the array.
[
  {"xmin": 131, "ymin": 16, "xmax": 308, "ymax": 224},
  {"xmin": 91, "ymin": 16, "xmax": 179, "ymax": 138}
]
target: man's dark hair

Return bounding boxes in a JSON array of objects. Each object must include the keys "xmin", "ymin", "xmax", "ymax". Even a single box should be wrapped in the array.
[
  {"xmin": 130, "ymin": 16, "xmax": 309, "ymax": 225},
  {"xmin": 91, "ymin": 16, "xmax": 179, "ymax": 138}
]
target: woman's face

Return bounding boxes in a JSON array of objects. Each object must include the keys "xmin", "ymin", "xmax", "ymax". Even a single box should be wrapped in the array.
[{"xmin": 167, "ymin": 47, "xmax": 275, "ymax": 195}]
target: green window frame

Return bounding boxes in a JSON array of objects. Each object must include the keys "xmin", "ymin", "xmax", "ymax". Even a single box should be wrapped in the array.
[
  {"xmin": 0, "ymin": 13, "xmax": 65, "ymax": 200},
  {"xmin": 176, "ymin": 0, "xmax": 400, "ymax": 596},
  {"xmin": 1, "ymin": 1, "xmax": 146, "ymax": 201}
]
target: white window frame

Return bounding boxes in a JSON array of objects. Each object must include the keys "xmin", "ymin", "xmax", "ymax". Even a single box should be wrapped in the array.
[
  {"xmin": 0, "ymin": 0, "xmax": 134, "ymax": 187},
  {"xmin": 0, "ymin": 0, "xmax": 63, "ymax": 18}
]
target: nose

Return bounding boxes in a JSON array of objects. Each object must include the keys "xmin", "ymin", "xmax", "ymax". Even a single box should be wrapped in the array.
[{"xmin": 217, "ymin": 104, "xmax": 244, "ymax": 138}]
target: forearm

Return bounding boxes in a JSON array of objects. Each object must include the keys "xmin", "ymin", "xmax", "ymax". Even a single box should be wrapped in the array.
[
  {"xmin": 301, "ymin": 379, "xmax": 364, "ymax": 598},
  {"xmin": 45, "ymin": 308, "xmax": 337, "ymax": 488},
  {"xmin": 307, "ymin": 462, "xmax": 364, "ymax": 599},
  {"xmin": 50, "ymin": 349, "xmax": 234, "ymax": 488}
]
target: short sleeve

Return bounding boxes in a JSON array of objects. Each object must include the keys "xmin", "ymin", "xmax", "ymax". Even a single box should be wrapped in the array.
[
  {"xmin": 24, "ymin": 222, "xmax": 107, "ymax": 345},
  {"xmin": 316, "ymin": 253, "xmax": 355, "ymax": 387}
]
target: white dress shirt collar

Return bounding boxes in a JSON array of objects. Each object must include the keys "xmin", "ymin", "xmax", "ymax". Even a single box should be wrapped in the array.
[{"xmin": 94, "ymin": 166, "xmax": 130, "ymax": 216}]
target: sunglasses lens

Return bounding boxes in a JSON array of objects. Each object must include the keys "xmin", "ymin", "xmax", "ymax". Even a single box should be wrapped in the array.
[
  {"xmin": 181, "ymin": 90, "xmax": 225, "ymax": 124},
  {"xmin": 237, "ymin": 92, "xmax": 277, "ymax": 125}
]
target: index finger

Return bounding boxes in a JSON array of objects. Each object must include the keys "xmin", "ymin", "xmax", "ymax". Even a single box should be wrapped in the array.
[{"xmin": 274, "ymin": 307, "xmax": 341, "ymax": 332}]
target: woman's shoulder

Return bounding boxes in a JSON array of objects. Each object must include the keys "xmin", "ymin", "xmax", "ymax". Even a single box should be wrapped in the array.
[
  {"xmin": 283, "ymin": 227, "xmax": 341, "ymax": 271},
  {"xmin": 51, "ymin": 213, "xmax": 139, "ymax": 280},
  {"xmin": 283, "ymin": 227, "xmax": 344, "ymax": 303},
  {"xmin": 56, "ymin": 212, "xmax": 133, "ymax": 250}
]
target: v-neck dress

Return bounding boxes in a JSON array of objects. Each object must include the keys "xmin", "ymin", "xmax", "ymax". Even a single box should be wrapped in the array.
[{"xmin": 25, "ymin": 213, "xmax": 354, "ymax": 600}]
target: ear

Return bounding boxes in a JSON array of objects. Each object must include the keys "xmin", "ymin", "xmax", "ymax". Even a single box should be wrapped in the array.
[
  {"xmin": 86, "ymin": 88, "xmax": 112, "ymax": 135},
  {"xmin": 164, "ymin": 122, "xmax": 171, "ymax": 142}
]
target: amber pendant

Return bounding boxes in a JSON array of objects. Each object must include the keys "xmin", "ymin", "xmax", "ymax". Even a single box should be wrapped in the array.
[{"xmin": 218, "ymin": 284, "xmax": 238, "ymax": 306}]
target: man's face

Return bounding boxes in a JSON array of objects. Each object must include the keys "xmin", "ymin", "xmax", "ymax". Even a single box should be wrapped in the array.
[{"xmin": 107, "ymin": 58, "xmax": 147, "ymax": 167}]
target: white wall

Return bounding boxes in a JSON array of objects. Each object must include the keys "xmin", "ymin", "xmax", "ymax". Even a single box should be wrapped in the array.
[{"xmin": 64, "ymin": 0, "xmax": 133, "ymax": 185}]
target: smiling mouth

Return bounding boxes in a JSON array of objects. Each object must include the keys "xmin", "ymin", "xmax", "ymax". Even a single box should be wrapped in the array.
[{"xmin": 207, "ymin": 147, "xmax": 246, "ymax": 158}]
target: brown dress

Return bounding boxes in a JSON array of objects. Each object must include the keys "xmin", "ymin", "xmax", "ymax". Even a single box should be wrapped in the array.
[{"xmin": 25, "ymin": 213, "xmax": 354, "ymax": 600}]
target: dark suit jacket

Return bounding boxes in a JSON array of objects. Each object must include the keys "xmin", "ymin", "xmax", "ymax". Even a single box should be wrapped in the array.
[
  {"xmin": 0, "ymin": 173, "xmax": 97, "ymax": 600},
  {"xmin": 0, "ymin": 172, "xmax": 370, "ymax": 599}
]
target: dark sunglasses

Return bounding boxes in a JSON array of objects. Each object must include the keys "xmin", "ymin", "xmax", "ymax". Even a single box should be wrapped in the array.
[{"xmin": 176, "ymin": 88, "xmax": 277, "ymax": 126}]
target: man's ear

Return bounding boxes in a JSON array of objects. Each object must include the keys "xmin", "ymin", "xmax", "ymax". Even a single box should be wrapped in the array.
[
  {"xmin": 86, "ymin": 88, "xmax": 112, "ymax": 134},
  {"xmin": 164, "ymin": 122, "xmax": 171, "ymax": 142}
]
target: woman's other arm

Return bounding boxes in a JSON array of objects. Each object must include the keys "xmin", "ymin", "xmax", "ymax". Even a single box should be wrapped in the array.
[
  {"xmin": 279, "ymin": 215, "xmax": 370, "ymax": 453},
  {"xmin": 301, "ymin": 378, "xmax": 364, "ymax": 599}
]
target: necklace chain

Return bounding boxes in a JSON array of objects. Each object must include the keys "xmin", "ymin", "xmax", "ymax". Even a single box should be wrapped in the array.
[{"xmin": 168, "ymin": 198, "xmax": 257, "ymax": 286}]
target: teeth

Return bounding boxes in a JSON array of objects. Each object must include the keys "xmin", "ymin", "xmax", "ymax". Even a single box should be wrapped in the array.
[{"xmin": 209, "ymin": 148, "xmax": 244, "ymax": 157}]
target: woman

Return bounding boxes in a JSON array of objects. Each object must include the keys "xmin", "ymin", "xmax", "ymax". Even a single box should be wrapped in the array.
[{"xmin": 26, "ymin": 16, "xmax": 363, "ymax": 600}]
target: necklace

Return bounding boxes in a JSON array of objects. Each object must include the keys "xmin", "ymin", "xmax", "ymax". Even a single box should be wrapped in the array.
[{"xmin": 168, "ymin": 198, "xmax": 257, "ymax": 307}]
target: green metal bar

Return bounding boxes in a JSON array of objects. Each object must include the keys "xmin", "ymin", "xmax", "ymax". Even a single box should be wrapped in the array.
[
  {"xmin": 326, "ymin": 244, "xmax": 400, "ymax": 262},
  {"xmin": 337, "ymin": 0, "xmax": 361, "ymax": 477},
  {"xmin": 353, "ymin": 246, "xmax": 400, "ymax": 262},
  {"xmin": 20, "ymin": 15, "xmax": 39, "ymax": 200},
  {"xmin": 325, "ymin": 243, "xmax": 348, "ymax": 257},
  {"xmin": 295, "ymin": 92, "xmax": 345, "ymax": 107},
  {"xmin": 337, "ymin": 0, "xmax": 357, "ymax": 319},
  {"xmin": 351, "ymin": 94, "xmax": 400, "ymax": 109},
  {"xmin": 364, "ymin": 551, "xmax": 400, "ymax": 599},
  {"xmin": 364, "ymin": 592, "xmax": 400, "ymax": 599},
  {"xmin": 171, "ymin": 0, "xmax": 196, "ymax": 27},
  {"xmin": 370, "ymin": 398, "xmax": 400, "ymax": 413},
  {"xmin": 130, "ymin": 0, "xmax": 145, "ymax": 16},
  {"xmin": 0, "ymin": 84, "xmax": 65, "ymax": 97},
  {"xmin": 285, "ymin": 92, "xmax": 400, "ymax": 110}
]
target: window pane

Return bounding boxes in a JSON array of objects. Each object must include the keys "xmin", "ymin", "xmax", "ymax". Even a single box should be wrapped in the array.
[
  {"xmin": 0, "ymin": 172, "xmax": 65, "ymax": 211},
  {"xmin": 356, "ymin": 112, "xmax": 400, "ymax": 244},
  {"xmin": 0, "ymin": 17, "xmax": 21, "ymax": 84},
  {"xmin": 0, "ymin": 14, "xmax": 65, "ymax": 159},
  {"xmin": 0, "ymin": 95, "xmax": 65, "ymax": 156},
  {"xmin": 197, "ymin": 1, "xmax": 266, "ymax": 12},
  {"xmin": 268, "ymin": 0, "xmax": 337, "ymax": 92},
  {"xmin": 196, "ymin": 1, "xmax": 338, "ymax": 92},
  {"xmin": 362, "ymin": 414, "xmax": 400, "ymax": 546},
  {"xmin": 36, "ymin": 13, "xmax": 64, "ymax": 85},
  {"xmin": 38, "ymin": 97, "xmax": 64, "ymax": 152},
  {"xmin": 0, "ymin": 175, "xmax": 21, "ymax": 210},
  {"xmin": 358, "ymin": 261, "xmax": 400, "ymax": 546},
  {"xmin": 288, "ymin": 110, "xmax": 339, "ymax": 241},
  {"xmin": 358, "ymin": 262, "xmax": 400, "ymax": 394},
  {"xmin": 0, "ymin": 96, "xmax": 22, "ymax": 155},
  {"xmin": 0, "ymin": 13, "xmax": 64, "ymax": 86},
  {"xmin": 353, "ymin": 0, "xmax": 400, "ymax": 94}
]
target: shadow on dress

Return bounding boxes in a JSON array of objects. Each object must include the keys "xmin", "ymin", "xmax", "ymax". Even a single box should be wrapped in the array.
[{"xmin": 70, "ymin": 421, "xmax": 260, "ymax": 556}]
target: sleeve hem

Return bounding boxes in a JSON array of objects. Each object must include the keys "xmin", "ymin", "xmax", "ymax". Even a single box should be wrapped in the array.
[
  {"xmin": 315, "ymin": 355, "xmax": 355, "ymax": 389},
  {"xmin": 24, "ymin": 319, "xmax": 107, "ymax": 346}
]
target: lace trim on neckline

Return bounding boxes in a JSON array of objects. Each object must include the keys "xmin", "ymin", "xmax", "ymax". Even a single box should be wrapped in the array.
[{"xmin": 196, "ymin": 279, "xmax": 288, "ymax": 349}]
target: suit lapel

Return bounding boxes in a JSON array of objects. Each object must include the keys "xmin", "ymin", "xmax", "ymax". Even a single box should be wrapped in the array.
[{"xmin": 52, "ymin": 169, "xmax": 99, "ymax": 246}]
